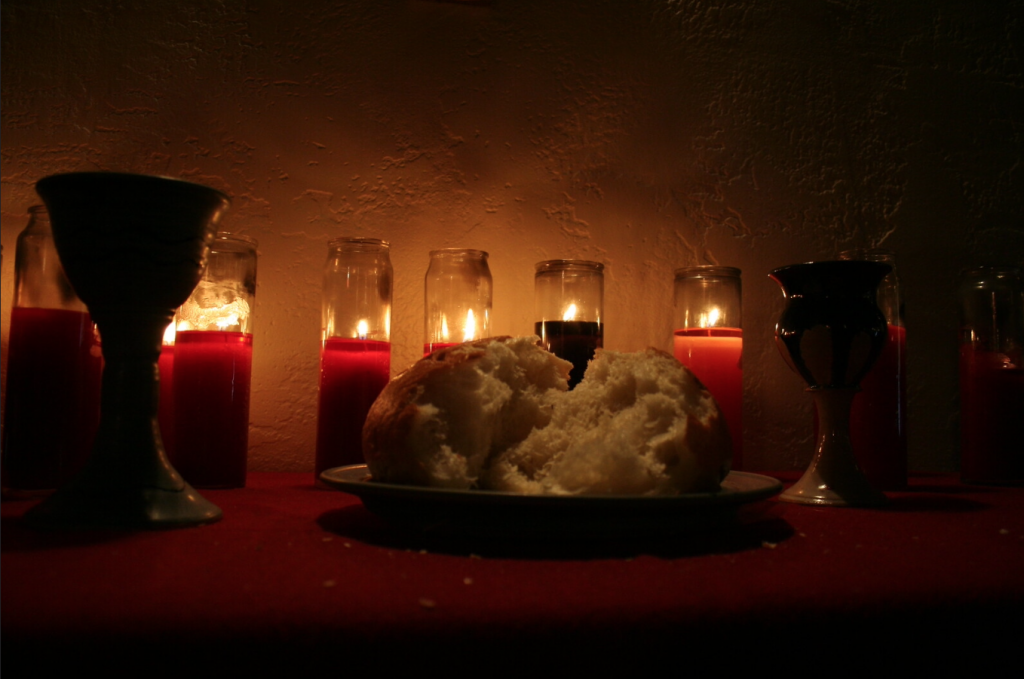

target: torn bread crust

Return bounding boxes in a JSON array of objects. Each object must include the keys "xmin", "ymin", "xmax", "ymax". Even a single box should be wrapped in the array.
[{"xmin": 362, "ymin": 336, "xmax": 731, "ymax": 496}]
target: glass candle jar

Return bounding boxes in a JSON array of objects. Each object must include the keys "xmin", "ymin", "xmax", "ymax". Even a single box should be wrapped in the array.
[
  {"xmin": 959, "ymin": 266, "xmax": 1024, "ymax": 485},
  {"xmin": 673, "ymin": 266, "xmax": 743, "ymax": 469},
  {"xmin": 424, "ymin": 249, "xmax": 492, "ymax": 355},
  {"xmin": 315, "ymin": 238, "xmax": 393, "ymax": 479},
  {"xmin": 170, "ymin": 233, "xmax": 258, "ymax": 488},
  {"xmin": 839, "ymin": 248, "xmax": 907, "ymax": 489},
  {"xmin": 2, "ymin": 206, "xmax": 103, "ymax": 493},
  {"xmin": 534, "ymin": 259, "xmax": 604, "ymax": 388}
]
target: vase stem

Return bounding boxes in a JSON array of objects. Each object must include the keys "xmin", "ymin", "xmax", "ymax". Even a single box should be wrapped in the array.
[{"xmin": 780, "ymin": 388, "xmax": 887, "ymax": 507}]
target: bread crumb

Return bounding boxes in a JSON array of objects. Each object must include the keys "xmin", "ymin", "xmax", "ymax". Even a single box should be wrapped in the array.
[
  {"xmin": 762, "ymin": 541, "xmax": 777, "ymax": 549},
  {"xmin": 999, "ymin": 528, "xmax": 1010, "ymax": 535},
  {"xmin": 419, "ymin": 598, "xmax": 437, "ymax": 609},
  {"xmin": 322, "ymin": 537, "xmax": 333, "ymax": 542},
  {"xmin": 344, "ymin": 542, "xmax": 352, "ymax": 548},
  {"xmin": 464, "ymin": 577, "xmax": 474, "ymax": 585},
  {"xmin": 323, "ymin": 580, "xmax": 336, "ymax": 588}
]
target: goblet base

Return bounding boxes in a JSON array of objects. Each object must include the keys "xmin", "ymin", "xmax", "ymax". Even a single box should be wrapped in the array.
[{"xmin": 24, "ymin": 477, "xmax": 222, "ymax": 530}]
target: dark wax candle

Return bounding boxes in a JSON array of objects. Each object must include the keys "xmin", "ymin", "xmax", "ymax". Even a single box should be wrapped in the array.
[
  {"xmin": 316, "ymin": 338, "xmax": 390, "ymax": 476},
  {"xmin": 960, "ymin": 345, "xmax": 1024, "ymax": 484},
  {"xmin": 535, "ymin": 320, "xmax": 603, "ymax": 388},
  {"xmin": 2, "ymin": 307, "xmax": 103, "ymax": 490},
  {"xmin": 171, "ymin": 330, "xmax": 253, "ymax": 488},
  {"xmin": 849, "ymin": 323, "xmax": 907, "ymax": 489}
]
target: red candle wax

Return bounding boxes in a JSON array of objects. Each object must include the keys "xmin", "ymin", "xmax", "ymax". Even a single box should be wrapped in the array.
[
  {"xmin": 315, "ymin": 338, "xmax": 391, "ymax": 477},
  {"xmin": 960, "ymin": 346, "xmax": 1024, "ymax": 484},
  {"xmin": 170, "ymin": 330, "xmax": 253, "ymax": 488},
  {"xmin": 2, "ymin": 307, "xmax": 103, "ymax": 491},
  {"xmin": 535, "ymin": 320, "xmax": 603, "ymax": 389},
  {"xmin": 157, "ymin": 344, "xmax": 175, "ymax": 460},
  {"xmin": 849, "ymin": 323, "xmax": 907, "ymax": 489},
  {"xmin": 673, "ymin": 328, "xmax": 743, "ymax": 469},
  {"xmin": 424, "ymin": 342, "xmax": 462, "ymax": 356}
]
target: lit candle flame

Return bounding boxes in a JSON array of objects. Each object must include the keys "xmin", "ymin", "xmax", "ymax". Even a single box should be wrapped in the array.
[
  {"xmin": 441, "ymin": 315, "xmax": 450, "ymax": 342},
  {"xmin": 356, "ymin": 319, "xmax": 369, "ymax": 340},
  {"xmin": 562, "ymin": 304, "xmax": 578, "ymax": 322},
  {"xmin": 463, "ymin": 309, "xmax": 476, "ymax": 342},
  {"xmin": 700, "ymin": 307, "xmax": 721, "ymax": 328},
  {"xmin": 162, "ymin": 321, "xmax": 176, "ymax": 346}
]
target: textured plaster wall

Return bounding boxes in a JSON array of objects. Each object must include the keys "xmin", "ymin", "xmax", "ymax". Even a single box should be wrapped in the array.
[{"xmin": 2, "ymin": 0, "xmax": 1022, "ymax": 474}]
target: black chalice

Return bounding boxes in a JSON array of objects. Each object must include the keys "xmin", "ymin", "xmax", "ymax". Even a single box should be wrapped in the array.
[{"xmin": 26, "ymin": 172, "xmax": 229, "ymax": 529}]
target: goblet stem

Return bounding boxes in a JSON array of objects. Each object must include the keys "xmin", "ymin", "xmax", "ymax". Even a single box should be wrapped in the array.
[
  {"xmin": 780, "ymin": 388, "xmax": 887, "ymax": 507},
  {"xmin": 89, "ymin": 312, "xmax": 183, "ymax": 487}
]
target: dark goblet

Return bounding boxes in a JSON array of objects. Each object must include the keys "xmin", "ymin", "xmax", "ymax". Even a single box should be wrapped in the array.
[{"xmin": 26, "ymin": 172, "xmax": 229, "ymax": 529}]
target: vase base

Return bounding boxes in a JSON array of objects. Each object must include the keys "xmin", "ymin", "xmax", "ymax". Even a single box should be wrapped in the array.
[{"xmin": 780, "ymin": 467, "xmax": 888, "ymax": 507}]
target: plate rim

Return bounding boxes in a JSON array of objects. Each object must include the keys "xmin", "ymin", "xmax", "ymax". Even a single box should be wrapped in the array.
[{"xmin": 319, "ymin": 464, "xmax": 782, "ymax": 508}]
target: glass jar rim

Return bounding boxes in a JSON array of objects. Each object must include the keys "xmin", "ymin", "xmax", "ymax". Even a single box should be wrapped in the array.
[
  {"xmin": 964, "ymin": 265, "xmax": 1022, "ymax": 278},
  {"xmin": 429, "ymin": 248, "xmax": 488, "ymax": 259},
  {"xmin": 328, "ymin": 236, "xmax": 390, "ymax": 250},
  {"xmin": 211, "ymin": 232, "xmax": 258, "ymax": 252},
  {"xmin": 674, "ymin": 265, "xmax": 741, "ymax": 279},
  {"xmin": 535, "ymin": 259, "xmax": 604, "ymax": 273}
]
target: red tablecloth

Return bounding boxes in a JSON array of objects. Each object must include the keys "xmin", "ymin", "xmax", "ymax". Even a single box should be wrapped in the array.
[{"xmin": 3, "ymin": 473, "xmax": 1022, "ymax": 672}]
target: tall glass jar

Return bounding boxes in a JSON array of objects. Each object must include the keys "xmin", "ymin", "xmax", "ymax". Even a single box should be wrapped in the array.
[
  {"xmin": 171, "ymin": 233, "xmax": 258, "ymax": 488},
  {"xmin": 316, "ymin": 238, "xmax": 393, "ymax": 479},
  {"xmin": 839, "ymin": 248, "xmax": 907, "ymax": 489},
  {"xmin": 959, "ymin": 266, "xmax": 1024, "ymax": 484},
  {"xmin": 673, "ymin": 266, "xmax": 743, "ymax": 469},
  {"xmin": 424, "ymin": 249, "xmax": 492, "ymax": 355},
  {"xmin": 534, "ymin": 260, "xmax": 604, "ymax": 388},
  {"xmin": 2, "ymin": 206, "xmax": 103, "ymax": 493}
]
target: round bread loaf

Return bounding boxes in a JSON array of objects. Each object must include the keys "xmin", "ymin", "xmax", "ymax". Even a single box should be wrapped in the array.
[{"xmin": 362, "ymin": 336, "xmax": 731, "ymax": 495}]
